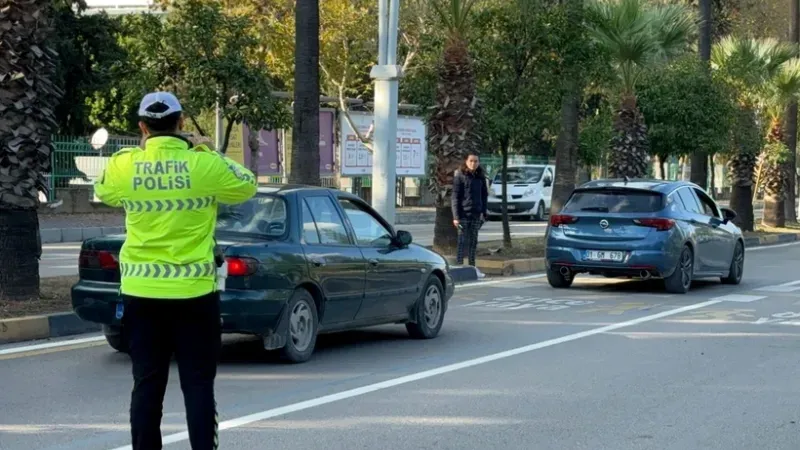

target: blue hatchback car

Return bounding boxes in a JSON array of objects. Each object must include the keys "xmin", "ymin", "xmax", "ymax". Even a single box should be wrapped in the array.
[{"xmin": 545, "ymin": 179, "xmax": 744, "ymax": 293}]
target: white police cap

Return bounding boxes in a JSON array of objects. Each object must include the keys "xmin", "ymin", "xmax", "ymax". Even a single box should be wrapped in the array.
[{"xmin": 138, "ymin": 92, "xmax": 183, "ymax": 119}]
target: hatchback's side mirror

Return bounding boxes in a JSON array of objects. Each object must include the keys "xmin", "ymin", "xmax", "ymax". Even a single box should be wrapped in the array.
[
  {"xmin": 395, "ymin": 230, "xmax": 413, "ymax": 246},
  {"xmin": 720, "ymin": 207, "xmax": 736, "ymax": 223}
]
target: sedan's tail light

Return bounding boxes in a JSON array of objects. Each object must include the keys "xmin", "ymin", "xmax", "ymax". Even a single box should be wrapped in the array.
[
  {"xmin": 79, "ymin": 250, "xmax": 119, "ymax": 270},
  {"xmin": 633, "ymin": 218, "xmax": 675, "ymax": 231},
  {"xmin": 550, "ymin": 214, "xmax": 578, "ymax": 226},
  {"xmin": 225, "ymin": 257, "xmax": 259, "ymax": 277}
]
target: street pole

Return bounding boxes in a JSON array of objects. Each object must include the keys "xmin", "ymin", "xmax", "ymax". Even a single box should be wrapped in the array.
[
  {"xmin": 370, "ymin": 0, "xmax": 402, "ymax": 225},
  {"xmin": 215, "ymin": 101, "xmax": 223, "ymax": 151}
]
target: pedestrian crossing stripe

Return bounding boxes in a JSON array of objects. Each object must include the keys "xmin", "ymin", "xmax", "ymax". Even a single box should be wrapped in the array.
[
  {"xmin": 120, "ymin": 262, "xmax": 216, "ymax": 278},
  {"xmin": 121, "ymin": 196, "xmax": 216, "ymax": 213}
]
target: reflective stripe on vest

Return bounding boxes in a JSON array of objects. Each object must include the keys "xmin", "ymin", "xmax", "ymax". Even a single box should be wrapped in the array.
[
  {"xmin": 120, "ymin": 262, "xmax": 216, "ymax": 278},
  {"xmin": 121, "ymin": 196, "xmax": 216, "ymax": 213}
]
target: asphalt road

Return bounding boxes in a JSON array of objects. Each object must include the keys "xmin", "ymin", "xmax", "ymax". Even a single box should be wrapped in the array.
[
  {"xmin": 39, "ymin": 221, "xmax": 549, "ymax": 278},
  {"xmin": 5, "ymin": 239, "xmax": 800, "ymax": 449}
]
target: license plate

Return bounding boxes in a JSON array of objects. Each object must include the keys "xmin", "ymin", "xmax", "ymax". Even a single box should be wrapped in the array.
[
  {"xmin": 585, "ymin": 250, "xmax": 624, "ymax": 262},
  {"xmin": 507, "ymin": 205, "xmax": 516, "ymax": 210}
]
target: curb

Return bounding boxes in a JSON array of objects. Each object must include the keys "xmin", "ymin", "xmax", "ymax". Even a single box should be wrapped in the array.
[
  {"xmin": 0, "ymin": 312, "xmax": 100, "ymax": 345},
  {"xmin": 41, "ymin": 226, "xmax": 125, "ymax": 244},
  {"xmin": 744, "ymin": 232, "xmax": 800, "ymax": 247},
  {"xmin": 41, "ymin": 210, "xmax": 436, "ymax": 243},
  {"xmin": 476, "ymin": 257, "xmax": 546, "ymax": 277}
]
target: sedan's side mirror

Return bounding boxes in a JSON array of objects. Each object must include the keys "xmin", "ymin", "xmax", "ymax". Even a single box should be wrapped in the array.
[
  {"xmin": 720, "ymin": 207, "xmax": 736, "ymax": 223},
  {"xmin": 395, "ymin": 230, "xmax": 413, "ymax": 246}
]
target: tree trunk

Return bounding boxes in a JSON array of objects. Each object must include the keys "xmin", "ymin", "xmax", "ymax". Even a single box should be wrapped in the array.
[
  {"xmin": 551, "ymin": 79, "xmax": 580, "ymax": 215},
  {"xmin": 785, "ymin": 0, "xmax": 799, "ymax": 222},
  {"xmin": 247, "ymin": 123, "xmax": 260, "ymax": 178},
  {"xmin": 729, "ymin": 184, "xmax": 754, "ymax": 231},
  {"xmin": 0, "ymin": 210, "xmax": 41, "ymax": 301},
  {"xmin": 608, "ymin": 96, "xmax": 649, "ymax": 178},
  {"xmin": 709, "ymin": 154, "xmax": 715, "ymax": 197},
  {"xmin": 289, "ymin": 0, "xmax": 320, "ymax": 186},
  {"xmin": 764, "ymin": 193, "xmax": 786, "ymax": 228},
  {"xmin": 433, "ymin": 206, "xmax": 457, "ymax": 255},
  {"xmin": 500, "ymin": 139, "xmax": 512, "ymax": 249},
  {"xmin": 656, "ymin": 155, "xmax": 666, "ymax": 180}
]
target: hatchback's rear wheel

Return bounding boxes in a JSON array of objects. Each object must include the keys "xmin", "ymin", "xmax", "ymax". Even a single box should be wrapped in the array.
[
  {"xmin": 279, "ymin": 288, "xmax": 319, "ymax": 363},
  {"xmin": 664, "ymin": 245, "xmax": 693, "ymax": 294},
  {"xmin": 547, "ymin": 265, "xmax": 573, "ymax": 288},
  {"xmin": 721, "ymin": 241, "xmax": 744, "ymax": 285}
]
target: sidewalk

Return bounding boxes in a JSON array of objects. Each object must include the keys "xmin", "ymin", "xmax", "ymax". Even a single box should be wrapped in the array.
[{"xmin": 39, "ymin": 207, "xmax": 438, "ymax": 244}]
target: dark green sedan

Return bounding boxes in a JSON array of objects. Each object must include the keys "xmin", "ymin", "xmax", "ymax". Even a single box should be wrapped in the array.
[{"xmin": 72, "ymin": 185, "xmax": 455, "ymax": 363}]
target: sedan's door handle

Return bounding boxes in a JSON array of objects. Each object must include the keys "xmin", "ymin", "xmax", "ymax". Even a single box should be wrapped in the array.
[
  {"xmin": 368, "ymin": 259, "xmax": 379, "ymax": 267},
  {"xmin": 310, "ymin": 258, "xmax": 325, "ymax": 267}
]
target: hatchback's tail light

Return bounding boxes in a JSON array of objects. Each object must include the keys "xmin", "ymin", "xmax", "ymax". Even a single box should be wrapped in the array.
[
  {"xmin": 225, "ymin": 257, "xmax": 259, "ymax": 277},
  {"xmin": 550, "ymin": 214, "xmax": 578, "ymax": 227},
  {"xmin": 633, "ymin": 218, "xmax": 675, "ymax": 231},
  {"xmin": 79, "ymin": 250, "xmax": 119, "ymax": 270}
]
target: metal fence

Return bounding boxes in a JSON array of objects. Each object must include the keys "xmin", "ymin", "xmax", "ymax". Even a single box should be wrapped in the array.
[{"xmin": 48, "ymin": 135, "xmax": 554, "ymax": 205}]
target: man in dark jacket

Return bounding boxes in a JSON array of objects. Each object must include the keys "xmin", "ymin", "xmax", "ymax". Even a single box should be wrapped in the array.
[{"xmin": 451, "ymin": 152, "xmax": 488, "ymax": 266}]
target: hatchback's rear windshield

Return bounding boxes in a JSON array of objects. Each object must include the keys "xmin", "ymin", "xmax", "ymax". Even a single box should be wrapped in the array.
[
  {"xmin": 562, "ymin": 189, "xmax": 664, "ymax": 213},
  {"xmin": 216, "ymin": 194, "xmax": 287, "ymax": 237}
]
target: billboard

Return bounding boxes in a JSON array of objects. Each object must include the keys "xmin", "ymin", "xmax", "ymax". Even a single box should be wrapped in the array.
[
  {"xmin": 339, "ymin": 111, "xmax": 427, "ymax": 177},
  {"xmin": 241, "ymin": 109, "xmax": 336, "ymax": 176}
]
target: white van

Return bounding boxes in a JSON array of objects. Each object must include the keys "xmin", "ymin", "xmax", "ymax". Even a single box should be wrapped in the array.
[{"xmin": 486, "ymin": 164, "xmax": 555, "ymax": 221}]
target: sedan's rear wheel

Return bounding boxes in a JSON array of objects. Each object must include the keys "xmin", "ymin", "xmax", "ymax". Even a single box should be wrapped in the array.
[
  {"xmin": 721, "ymin": 241, "xmax": 744, "ymax": 285},
  {"xmin": 664, "ymin": 245, "xmax": 693, "ymax": 294},
  {"xmin": 279, "ymin": 288, "xmax": 319, "ymax": 363},
  {"xmin": 103, "ymin": 325, "xmax": 129, "ymax": 353},
  {"xmin": 406, "ymin": 276, "xmax": 445, "ymax": 339}
]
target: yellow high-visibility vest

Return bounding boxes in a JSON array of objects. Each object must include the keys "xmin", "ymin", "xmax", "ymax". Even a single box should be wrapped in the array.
[{"xmin": 94, "ymin": 135, "xmax": 257, "ymax": 299}]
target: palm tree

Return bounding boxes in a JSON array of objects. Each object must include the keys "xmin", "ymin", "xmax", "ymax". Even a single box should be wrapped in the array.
[
  {"xmin": 427, "ymin": 0, "xmax": 483, "ymax": 255},
  {"xmin": 711, "ymin": 37, "xmax": 796, "ymax": 231},
  {"xmin": 760, "ymin": 57, "xmax": 800, "ymax": 227},
  {"xmin": 0, "ymin": 0, "xmax": 63, "ymax": 301},
  {"xmin": 290, "ymin": 0, "xmax": 321, "ymax": 186},
  {"xmin": 585, "ymin": 0, "xmax": 697, "ymax": 178}
]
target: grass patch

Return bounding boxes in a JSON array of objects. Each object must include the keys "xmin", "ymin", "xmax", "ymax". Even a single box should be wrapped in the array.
[
  {"xmin": 425, "ymin": 237, "xmax": 545, "ymax": 260},
  {"xmin": 744, "ymin": 221, "xmax": 800, "ymax": 238},
  {"xmin": 0, "ymin": 276, "xmax": 77, "ymax": 319},
  {"xmin": 475, "ymin": 237, "xmax": 545, "ymax": 259}
]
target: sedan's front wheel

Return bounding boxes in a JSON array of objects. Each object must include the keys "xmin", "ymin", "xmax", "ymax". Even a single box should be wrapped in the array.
[
  {"xmin": 279, "ymin": 288, "xmax": 319, "ymax": 363},
  {"xmin": 406, "ymin": 276, "xmax": 446, "ymax": 339}
]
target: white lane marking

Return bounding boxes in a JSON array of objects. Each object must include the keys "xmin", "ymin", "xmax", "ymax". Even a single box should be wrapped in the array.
[
  {"xmin": 42, "ymin": 245, "xmax": 83, "ymax": 250},
  {"xmin": 46, "ymin": 265, "xmax": 78, "ymax": 270},
  {"xmin": 0, "ymin": 335, "xmax": 106, "ymax": 356},
  {"xmin": 458, "ymin": 274, "xmax": 545, "ymax": 288},
  {"xmin": 755, "ymin": 280, "xmax": 800, "ymax": 293},
  {"xmin": 104, "ymin": 299, "xmax": 721, "ymax": 450},
  {"xmin": 748, "ymin": 241, "xmax": 800, "ymax": 251},
  {"xmin": 711, "ymin": 294, "xmax": 766, "ymax": 303},
  {"xmin": 0, "ymin": 275, "xmax": 545, "ymax": 355}
]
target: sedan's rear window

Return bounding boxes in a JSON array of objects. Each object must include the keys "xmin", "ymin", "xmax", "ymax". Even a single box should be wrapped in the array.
[
  {"xmin": 562, "ymin": 189, "xmax": 664, "ymax": 213},
  {"xmin": 216, "ymin": 194, "xmax": 287, "ymax": 237}
]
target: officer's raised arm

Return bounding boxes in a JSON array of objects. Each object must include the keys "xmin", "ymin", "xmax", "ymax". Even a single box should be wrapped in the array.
[
  {"xmin": 94, "ymin": 154, "xmax": 126, "ymax": 208},
  {"xmin": 197, "ymin": 145, "xmax": 257, "ymax": 204}
]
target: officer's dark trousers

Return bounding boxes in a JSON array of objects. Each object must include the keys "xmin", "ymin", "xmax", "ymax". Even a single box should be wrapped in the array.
[{"xmin": 123, "ymin": 292, "xmax": 221, "ymax": 450}]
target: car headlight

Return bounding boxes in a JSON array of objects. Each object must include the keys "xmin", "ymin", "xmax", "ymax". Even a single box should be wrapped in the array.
[{"xmin": 523, "ymin": 188, "xmax": 536, "ymax": 197}]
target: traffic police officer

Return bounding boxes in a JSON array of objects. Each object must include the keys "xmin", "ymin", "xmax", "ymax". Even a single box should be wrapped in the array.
[{"xmin": 94, "ymin": 92, "xmax": 257, "ymax": 450}]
